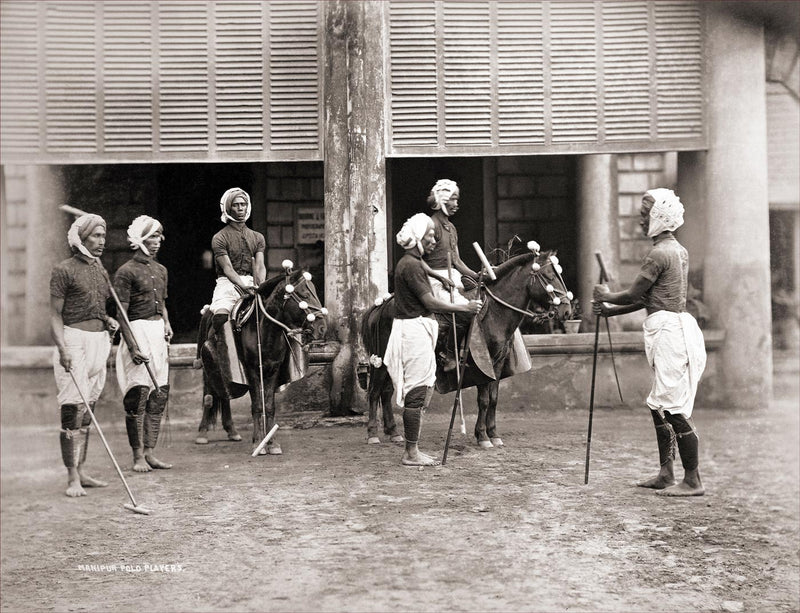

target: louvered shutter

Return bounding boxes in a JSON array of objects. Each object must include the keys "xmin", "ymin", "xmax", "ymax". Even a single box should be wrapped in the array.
[
  {"xmin": 387, "ymin": 0, "xmax": 706, "ymax": 156},
  {"xmin": 0, "ymin": 0, "xmax": 321, "ymax": 163},
  {"xmin": 0, "ymin": 2, "xmax": 39, "ymax": 156},
  {"xmin": 269, "ymin": 1, "xmax": 320, "ymax": 151}
]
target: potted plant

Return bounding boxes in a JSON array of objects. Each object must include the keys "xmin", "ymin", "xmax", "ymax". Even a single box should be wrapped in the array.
[{"xmin": 563, "ymin": 298, "xmax": 583, "ymax": 333}]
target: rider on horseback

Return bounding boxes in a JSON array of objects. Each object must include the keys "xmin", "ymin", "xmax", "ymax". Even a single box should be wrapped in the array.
[
  {"xmin": 422, "ymin": 179, "xmax": 481, "ymax": 372},
  {"xmin": 206, "ymin": 187, "xmax": 266, "ymax": 347},
  {"xmin": 385, "ymin": 213, "xmax": 482, "ymax": 466}
]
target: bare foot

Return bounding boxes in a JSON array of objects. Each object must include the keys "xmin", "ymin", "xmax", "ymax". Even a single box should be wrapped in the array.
[
  {"xmin": 637, "ymin": 474, "xmax": 677, "ymax": 489},
  {"xmin": 145, "ymin": 454, "xmax": 172, "ymax": 469},
  {"xmin": 401, "ymin": 450, "xmax": 440, "ymax": 466},
  {"xmin": 133, "ymin": 455, "xmax": 152, "ymax": 472},
  {"xmin": 657, "ymin": 481, "xmax": 705, "ymax": 497},
  {"xmin": 66, "ymin": 479, "xmax": 86, "ymax": 497},
  {"xmin": 79, "ymin": 474, "xmax": 107, "ymax": 488}
]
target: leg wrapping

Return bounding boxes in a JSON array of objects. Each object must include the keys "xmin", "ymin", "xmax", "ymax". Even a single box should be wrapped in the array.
[
  {"xmin": 124, "ymin": 386, "xmax": 149, "ymax": 449},
  {"xmin": 664, "ymin": 412, "xmax": 699, "ymax": 472},
  {"xmin": 60, "ymin": 429, "xmax": 84, "ymax": 468},
  {"xmin": 650, "ymin": 410, "xmax": 676, "ymax": 466},
  {"xmin": 144, "ymin": 385, "xmax": 169, "ymax": 448},
  {"xmin": 403, "ymin": 408, "xmax": 422, "ymax": 445}
]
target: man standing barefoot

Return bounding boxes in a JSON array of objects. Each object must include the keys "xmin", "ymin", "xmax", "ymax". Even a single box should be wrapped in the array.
[
  {"xmin": 594, "ymin": 189, "xmax": 707, "ymax": 496},
  {"xmin": 50, "ymin": 214, "xmax": 119, "ymax": 497}
]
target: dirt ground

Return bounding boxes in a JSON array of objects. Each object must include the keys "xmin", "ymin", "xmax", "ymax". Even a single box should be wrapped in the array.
[{"xmin": 2, "ymin": 377, "xmax": 798, "ymax": 612}]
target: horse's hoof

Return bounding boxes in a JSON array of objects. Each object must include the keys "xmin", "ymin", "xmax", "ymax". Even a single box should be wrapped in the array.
[
  {"xmin": 490, "ymin": 437, "xmax": 504, "ymax": 447},
  {"xmin": 257, "ymin": 446, "xmax": 268, "ymax": 456},
  {"xmin": 367, "ymin": 437, "xmax": 381, "ymax": 445},
  {"xmin": 195, "ymin": 436, "xmax": 209, "ymax": 445},
  {"xmin": 389, "ymin": 435, "xmax": 405, "ymax": 443},
  {"xmin": 478, "ymin": 440, "xmax": 494, "ymax": 449},
  {"xmin": 228, "ymin": 433, "xmax": 242, "ymax": 442},
  {"xmin": 267, "ymin": 444, "xmax": 283, "ymax": 456},
  {"xmin": 203, "ymin": 394, "xmax": 213, "ymax": 410}
]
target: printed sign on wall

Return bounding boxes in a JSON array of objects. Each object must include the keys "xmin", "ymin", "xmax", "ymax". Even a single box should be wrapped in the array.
[{"xmin": 297, "ymin": 207, "xmax": 325, "ymax": 244}]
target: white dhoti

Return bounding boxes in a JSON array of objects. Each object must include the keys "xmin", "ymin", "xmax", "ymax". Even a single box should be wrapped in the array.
[
  {"xmin": 210, "ymin": 275, "xmax": 253, "ymax": 314},
  {"xmin": 53, "ymin": 327, "xmax": 112, "ymax": 405},
  {"xmin": 383, "ymin": 317, "xmax": 438, "ymax": 407},
  {"xmin": 115, "ymin": 318, "xmax": 169, "ymax": 395},
  {"xmin": 428, "ymin": 269, "xmax": 469, "ymax": 305},
  {"xmin": 643, "ymin": 310, "xmax": 707, "ymax": 418}
]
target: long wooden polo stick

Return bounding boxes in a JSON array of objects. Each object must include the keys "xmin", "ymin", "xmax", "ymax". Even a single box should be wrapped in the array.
[
  {"xmin": 595, "ymin": 253, "xmax": 624, "ymax": 403},
  {"xmin": 68, "ymin": 370, "xmax": 152, "ymax": 515},
  {"xmin": 442, "ymin": 317, "xmax": 475, "ymax": 466},
  {"xmin": 446, "ymin": 253, "xmax": 467, "ymax": 436}
]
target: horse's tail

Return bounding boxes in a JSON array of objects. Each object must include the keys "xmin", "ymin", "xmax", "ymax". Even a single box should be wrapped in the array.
[{"xmin": 360, "ymin": 298, "xmax": 394, "ymax": 357}]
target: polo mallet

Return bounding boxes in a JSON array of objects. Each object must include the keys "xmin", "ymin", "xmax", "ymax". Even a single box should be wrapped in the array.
[
  {"xmin": 251, "ymin": 423, "xmax": 280, "ymax": 457},
  {"xmin": 67, "ymin": 370, "xmax": 151, "ymax": 515},
  {"xmin": 584, "ymin": 250, "xmax": 616, "ymax": 485},
  {"xmin": 446, "ymin": 253, "xmax": 467, "ymax": 436},
  {"xmin": 442, "ymin": 317, "xmax": 475, "ymax": 466},
  {"xmin": 595, "ymin": 253, "xmax": 624, "ymax": 403},
  {"xmin": 254, "ymin": 293, "xmax": 269, "ymax": 448}
]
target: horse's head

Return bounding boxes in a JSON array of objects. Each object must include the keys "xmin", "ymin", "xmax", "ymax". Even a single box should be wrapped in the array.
[
  {"xmin": 257, "ymin": 265, "xmax": 327, "ymax": 342},
  {"xmin": 488, "ymin": 243, "xmax": 574, "ymax": 324}
]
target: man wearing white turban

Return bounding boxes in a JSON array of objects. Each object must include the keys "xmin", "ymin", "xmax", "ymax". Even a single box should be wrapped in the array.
[
  {"xmin": 207, "ymin": 187, "xmax": 266, "ymax": 337},
  {"xmin": 594, "ymin": 189, "xmax": 707, "ymax": 497},
  {"xmin": 50, "ymin": 213, "xmax": 119, "ymax": 497},
  {"xmin": 113, "ymin": 215, "xmax": 173, "ymax": 472},
  {"xmin": 422, "ymin": 179, "xmax": 481, "ymax": 371},
  {"xmin": 384, "ymin": 213, "xmax": 482, "ymax": 466}
]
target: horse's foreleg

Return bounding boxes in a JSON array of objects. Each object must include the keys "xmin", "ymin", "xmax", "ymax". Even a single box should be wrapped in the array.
[
  {"xmin": 250, "ymin": 369, "xmax": 281, "ymax": 455},
  {"xmin": 485, "ymin": 381, "xmax": 503, "ymax": 447},
  {"xmin": 381, "ymin": 375, "xmax": 403, "ymax": 443},
  {"xmin": 366, "ymin": 367, "xmax": 382, "ymax": 444},
  {"xmin": 196, "ymin": 378, "xmax": 214, "ymax": 444},
  {"xmin": 475, "ymin": 384, "xmax": 493, "ymax": 448}
]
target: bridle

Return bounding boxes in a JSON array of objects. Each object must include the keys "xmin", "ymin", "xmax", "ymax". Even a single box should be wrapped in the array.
[{"xmin": 481, "ymin": 252, "xmax": 573, "ymax": 325}]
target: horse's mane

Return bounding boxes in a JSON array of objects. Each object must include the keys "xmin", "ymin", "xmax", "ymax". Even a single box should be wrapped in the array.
[
  {"xmin": 257, "ymin": 274, "xmax": 285, "ymax": 298},
  {"xmin": 489, "ymin": 250, "xmax": 555, "ymax": 282}
]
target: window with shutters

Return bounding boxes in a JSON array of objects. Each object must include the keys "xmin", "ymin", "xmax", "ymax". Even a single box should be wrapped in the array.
[
  {"xmin": 387, "ymin": 0, "xmax": 706, "ymax": 156},
  {"xmin": 0, "ymin": 0, "xmax": 322, "ymax": 163}
]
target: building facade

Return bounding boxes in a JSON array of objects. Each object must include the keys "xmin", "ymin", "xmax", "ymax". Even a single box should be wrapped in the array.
[{"xmin": 1, "ymin": 0, "xmax": 797, "ymax": 413}]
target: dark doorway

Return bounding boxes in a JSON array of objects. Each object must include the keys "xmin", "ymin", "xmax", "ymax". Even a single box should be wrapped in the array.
[{"xmin": 387, "ymin": 157, "xmax": 485, "ymax": 284}]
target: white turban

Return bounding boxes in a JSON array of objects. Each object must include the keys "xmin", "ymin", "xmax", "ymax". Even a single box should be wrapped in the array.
[
  {"xmin": 396, "ymin": 213, "xmax": 433, "ymax": 256},
  {"xmin": 429, "ymin": 179, "xmax": 459, "ymax": 215},
  {"xmin": 127, "ymin": 215, "xmax": 163, "ymax": 256},
  {"xmin": 219, "ymin": 187, "xmax": 251, "ymax": 223},
  {"xmin": 645, "ymin": 188, "xmax": 684, "ymax": 237},
  {"xmin": 67, "ymin": 214, "xmax": 106, "ymax": 260}
]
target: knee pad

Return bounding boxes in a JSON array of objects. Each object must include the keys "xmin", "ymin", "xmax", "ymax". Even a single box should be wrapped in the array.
[
  {"xmin": 404, "ymin": 386, "xmax": 429, "ymax": 409},
  {"xmin": 60, "ymin": 404, "xmax": 81, "ymax": 430},
  {"xmin": 124, "ymin": 386, "xmax": 149, "ymax": 416}
]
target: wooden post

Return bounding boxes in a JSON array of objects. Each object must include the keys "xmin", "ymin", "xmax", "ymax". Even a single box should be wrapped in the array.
[{"xmin": 323, "ymin": 1, "xmax": 389, "ymax": 415}]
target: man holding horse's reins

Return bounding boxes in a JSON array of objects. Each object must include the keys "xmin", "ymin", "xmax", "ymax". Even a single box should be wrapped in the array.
[
  {"xmin": 50, "ymin": 214, "xmax": 119, "ymax": 497},
  {"xmin": 422, "ymin": 179, "xmax": 481, "ymax": 372},
  {"xmin": 594, "ymin": 188, "xmax": 707, "ymax": 497},
  {"xmin": 384, "ymin": 213, "xmax": 482, "ymax": 466},
  {"xmin": 206, "ymin": 187, "xmax": 266, "ymax": 344},
  {"xmin": 113, "ymin": 215, "xmax": 173, "ymax": 473}
]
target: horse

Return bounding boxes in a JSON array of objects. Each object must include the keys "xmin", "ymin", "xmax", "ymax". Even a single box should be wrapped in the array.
[
  {"xmin": 360, "ymin": 246, "xmax": 573, "ymax": 448},
  {"xmin": 195, "ymin": 266, "xmax": 327, "ymax": 454}
]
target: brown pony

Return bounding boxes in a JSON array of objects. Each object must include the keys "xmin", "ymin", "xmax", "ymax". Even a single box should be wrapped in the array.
[
  {"xmin": 196, "ymin": 269, "xmax": 326, "ymax": 454},
  {"xmin": 361, "ymin": 248, "xmax": 573, "ymax": 448}
]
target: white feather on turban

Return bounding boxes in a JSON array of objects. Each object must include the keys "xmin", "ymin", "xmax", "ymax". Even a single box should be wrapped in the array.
[
  {"xmin": 67, "ymin": 214, "xmax": 106, "ymax": 260},
  {"xmin": 429, "ymin": 179, "xmax": 459, "ymax": 215},
  {"xmin": 645, "ymin": 188, "xmax": 684, "ymax": 238},
  {"xmin": 219, "ymin": 187, "xmax": 251, "ymax": 223},
  {"xmin": 396, "ymin": 213, "xmax": 434, "ymax": 256},
  {"xmin": 127, "ymin": 215, "xmax": 163, "ymax": 256}
]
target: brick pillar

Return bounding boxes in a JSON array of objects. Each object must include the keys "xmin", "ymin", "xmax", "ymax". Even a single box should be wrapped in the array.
[
  {"xmin": 323, "ymin": 1, "xmax": 388, "ymax": 415},
  {"xmin": 704, "ymin": 5, "xmax": 772, "ymax": 407},
  {"xmin": 577, "ymin": 154, "xmax": 619, "ymax": 331}
]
